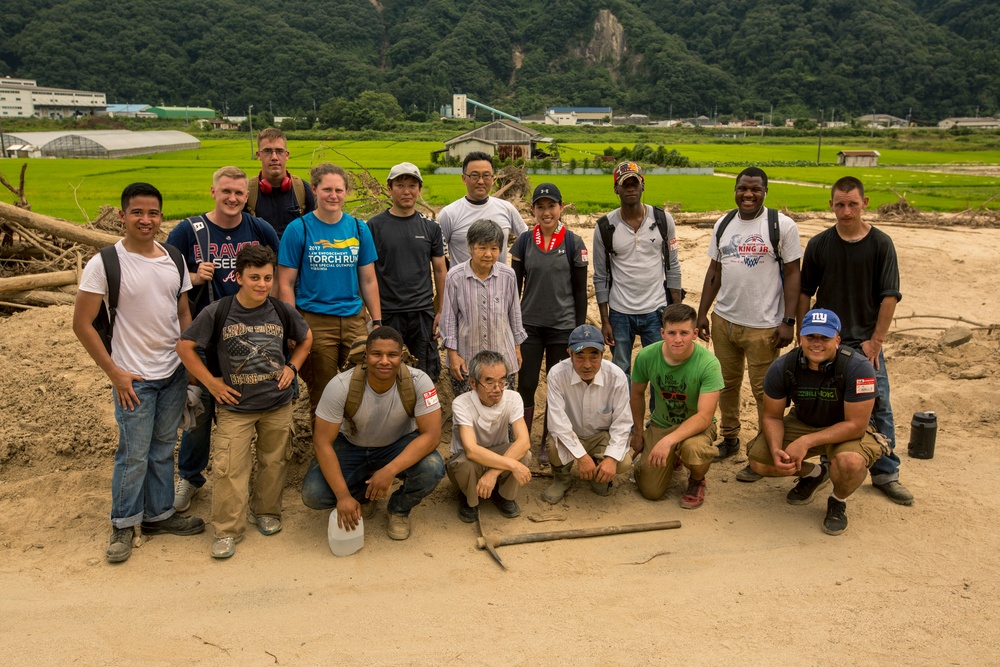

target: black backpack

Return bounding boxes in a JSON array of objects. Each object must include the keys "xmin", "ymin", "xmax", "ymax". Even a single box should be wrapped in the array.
[
  {"xmin": 781, "ymin": 345, "xmax": 880, "ymax": 414},
  {"xmin": 596, "ymin": 206, "xmax": 684, "ymax": 305},
  {"xmin": 93, "ymin": 244, "xmax": 186, "ymax": 354},
  {"xmin": 714, "ymin": 207, "xmax": 783, "ymax": 278},
  {"xmin": 203, "ymin": 294, "xmax": 293, "ymax": 377}
]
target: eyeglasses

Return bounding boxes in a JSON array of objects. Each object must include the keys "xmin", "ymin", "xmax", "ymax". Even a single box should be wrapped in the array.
[
  {"xmin": 259, "ymin": 148, "xmax": 288, "ymax": 157},
  {"xmin": 464, "ymin": 172, "xmax": 494, "ymax": 182},
  {"xmin": 476, "ymin": 378, "xmax": 507, "ymax": 390}
]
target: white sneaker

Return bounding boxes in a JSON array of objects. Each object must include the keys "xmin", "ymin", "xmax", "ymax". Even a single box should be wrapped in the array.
[{"xmin": 173, "ymin": 479, "xmax": 199, "ymax": 512}]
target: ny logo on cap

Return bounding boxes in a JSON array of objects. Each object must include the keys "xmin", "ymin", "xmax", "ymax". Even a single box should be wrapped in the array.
[{"xmin": 811, "ymin": 312, "xmax": 828, "ymax": 323}]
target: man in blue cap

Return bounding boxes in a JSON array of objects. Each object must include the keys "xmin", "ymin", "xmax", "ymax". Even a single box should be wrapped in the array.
[
  {"xmin": 542, "ymin": 324, "xmax": 634, "ymax": 503},
  {"xmin": 745, "ymin": 309, "xmax": 886, "ymax": 535}
]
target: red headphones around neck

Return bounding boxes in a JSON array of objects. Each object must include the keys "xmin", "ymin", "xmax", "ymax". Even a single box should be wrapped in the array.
[{"xmin": 258, "ymin": 172, "xmax": 292, "ymax": 193}]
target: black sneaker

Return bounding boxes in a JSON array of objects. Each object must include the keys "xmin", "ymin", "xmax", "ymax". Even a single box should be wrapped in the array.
[
  {"xmin": 786, "ymin": 463, "xmax": 831, "ymax": 505},
  {"xmin": 141, "ymin": 514, "xmax": 205, "ymax": 536},
  {"xmin": 106, "ymin": 526, "xmax": 133, "ymax": 563},
  {"xmin": 713, "ymin": 438, "xmax": 740, "ymax": 462},
  {"xmin": 492, "ymin": 493, "xmax": 521, "ymax": 519},
  {"xmin": 822, "ymin": 496, "xmax": 848, "ymax": 535},
  {"xmin": 458, "ymin": 496, "xmax": 479, "ymax": 523}
]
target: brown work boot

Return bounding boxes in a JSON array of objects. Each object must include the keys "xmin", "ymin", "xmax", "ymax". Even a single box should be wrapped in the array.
[{"xmin": 542, "ymin": 464, "xmax": 572, "ymax": 504}]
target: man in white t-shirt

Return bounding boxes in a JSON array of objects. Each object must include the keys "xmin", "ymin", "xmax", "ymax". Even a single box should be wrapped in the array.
[
  {"xmin": 438, "ymin": 151, "xmax": 528, "ymax": 265},
  {"xmin": 301, "ymin": 327, "xmax": 445, "ymax": 541},
  {"xmin": 73, "ymin": 182, "xmax": 205, "ymax": 564},
  {"xmin": 696, "ymin": 167, "xmax": 802, "ymax": 474},
  {"xmin": 447, "ymin": 350, "xmax": 531, "ymax": 523}
]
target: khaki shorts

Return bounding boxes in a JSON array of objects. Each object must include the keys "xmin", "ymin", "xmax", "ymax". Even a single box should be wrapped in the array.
[{"xmin": 747, "ymin": 409, "xmax": 883, "ymax": 468}]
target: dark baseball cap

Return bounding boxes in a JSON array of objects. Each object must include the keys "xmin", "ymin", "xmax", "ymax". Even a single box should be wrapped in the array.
[
  {"xmin": 568, "ymin": 324, "xmax": 605, "ymax": 352},
  {"xmin": 531, "ymin": 182, "xmax": 562, "ymax": 204},
  {"xmin": 613, "ymin": 161, "xmax": 644, "ymax": 187}
]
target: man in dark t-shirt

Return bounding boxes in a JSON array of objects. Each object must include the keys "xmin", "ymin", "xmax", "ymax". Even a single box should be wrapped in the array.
[
  {"xmin": 245, "ymin": 128, "xmax": 315, "ymax": 240},
  {"xmin": 747, "ymin": 309, "xmax": 884, "ymax": 536},
  {"xmin": 798, "ymin": 175, "xmax": 911, "ymax": 506},
  {"xmin": 368, "ymin": 162, "xmax": 447, "ymax": 379}
]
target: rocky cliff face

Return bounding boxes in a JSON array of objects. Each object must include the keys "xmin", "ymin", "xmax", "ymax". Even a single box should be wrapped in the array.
[{"xmin": 585, "ymin": 9, "xmax": 625, "ymax": 67}]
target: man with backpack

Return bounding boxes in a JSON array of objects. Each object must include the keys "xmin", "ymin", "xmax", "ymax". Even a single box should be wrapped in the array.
[
  {"xmin": 165, "ymin": 166, "xmax": 280, "ymax": 514},
  {"xmin": 696, "ymin": 167, "xmax": 802, "ymax": 477},
  {"xmin": 593, "ymin": 161, "xmax": 683, "ymax": 379},
  {"xmin": 176, "ymin": 245, "xmax": 312, "ymax": 559},
  {"xmin": 745, "ymin": 309, "xmax": 885, "ymax": 535},
  {"xmin": 245, "ymin": 128, "xmax": 315, "ymax": 240},
  {"xmin": 74, "ymin": 182, "xmax": 205, "ymax": 563},
  {"xmin": 301, "ymin": 326, "xmax": 445, "ymax": 541}
]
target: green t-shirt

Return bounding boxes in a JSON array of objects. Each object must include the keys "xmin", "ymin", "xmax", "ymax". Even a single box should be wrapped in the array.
[{"xmin": 632, "ymin": 342, "xmax": 724, "ymax": 428}]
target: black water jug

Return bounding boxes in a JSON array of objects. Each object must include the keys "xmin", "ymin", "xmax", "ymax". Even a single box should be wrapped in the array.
[{"xmin": 907, "ymin": 411, "xmax": 937, "ymax": 459}]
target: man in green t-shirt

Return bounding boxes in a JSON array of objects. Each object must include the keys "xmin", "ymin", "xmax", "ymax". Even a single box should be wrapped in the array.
[{"xmin": 630, "ymin": 304, "xmax": 724, "ymax": 509}]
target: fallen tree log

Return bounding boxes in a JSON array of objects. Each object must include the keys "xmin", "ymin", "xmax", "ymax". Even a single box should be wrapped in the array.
[
  {"xmin": 4, "ymin": 289, "xmax": 76, "ymax": 306},
  {"xmin": 0, "ymin": 200, "xmax": 118, "ymax": 249},
  {"xmin": 0, "ymin": 270, "xmax": 77, "ymax": 295}
]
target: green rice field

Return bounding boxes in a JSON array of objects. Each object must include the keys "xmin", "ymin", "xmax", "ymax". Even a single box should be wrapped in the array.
[{"xmin": 3, "ymin": 139, "xmax": 999, "ymax": 222}]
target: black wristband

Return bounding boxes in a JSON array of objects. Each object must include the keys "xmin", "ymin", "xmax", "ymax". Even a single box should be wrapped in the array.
[
  {"xmin": 371, "ymin": 319, "xmax": 382, "ymax": 325},
  {"xmin": 286, "ymin": 363, "xmax": 297, "ymax": 374}
]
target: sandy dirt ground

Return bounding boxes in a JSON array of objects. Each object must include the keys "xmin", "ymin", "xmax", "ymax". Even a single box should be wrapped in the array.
[{"xmin": 2, "ymin": 213, "xmax": 999, "ymax": 666}]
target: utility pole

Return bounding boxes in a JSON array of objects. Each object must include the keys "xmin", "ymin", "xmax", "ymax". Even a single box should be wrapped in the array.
[
  {"xmin": 248, "ymin": 104, "xmax": 255, "ymax": 159},
  {"xmin": 817, "ymin": 109, "xmax": 824, "ymax": 164}
]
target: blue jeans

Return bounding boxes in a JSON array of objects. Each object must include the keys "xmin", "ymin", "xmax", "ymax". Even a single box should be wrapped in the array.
[
  {"xmin": 869, "ymin": 350, "xmax": 900, "ymax": 483},
  {"xmin": 301, "ymin": 432, "xmax": 445, "ymax": 516},
  {"xmin": 111, "ymin": 365, "xmax": 186, "ymax": 528},
  {"xmin": 608, "ymin": 308, "xmax": 663, "ymax": 379},
  {"xmin": 177, "ymin": 347, "xmax": 215, "ymax": 488}
]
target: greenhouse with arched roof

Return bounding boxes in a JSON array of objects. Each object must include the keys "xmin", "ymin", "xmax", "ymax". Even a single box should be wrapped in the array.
[{"xmin": 1, "ymin": 130, "xmax": 199, "ymax": 158}]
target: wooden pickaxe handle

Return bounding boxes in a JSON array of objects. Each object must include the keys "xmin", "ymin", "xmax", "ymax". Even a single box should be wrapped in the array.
[{"xmin": 477, "ymin": 520, "xmax": 681, "ymax": 550}]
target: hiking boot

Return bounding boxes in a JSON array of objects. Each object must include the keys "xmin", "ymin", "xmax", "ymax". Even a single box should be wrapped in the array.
[
  {"xmin": 787, "ymin": 463, "xmax": 831, "ymax": 505},
  {"xmin": 590, "ymin": 480, "xmax": 612, "ymax": 496},
  {"xmin": 387, "ymin": 513, "xmax": 410, "ymax": 540},
  {"xmin": 822, "ymin": 496, "xmax": 848, "ymax": 535},
  {"xmin": 211, "ymin": 534, "xmax": 244, "ymax": 559},
  {"xmin": 361, "ymin": 500, "xmax": 378, "ymax": 521},
  {"xmin": 253, "ymin": 515, "xmax": 282, "ymax": 536},
  {"xmin": 873, "ymin": 480, "xmax": 914, "ymax": 506},
  {"xmin": 173, "ymin": 478, "xmax": 199, "ymax": 512},
  {"xmin": 680, "ymin": 478, "xmax": 707, "ymax": 509},
  {"xmin": 492, "ymin": 493, "xmax": 521, "ymax": 518},
  {"xmin": 713, "ymin": 437, "xmax": 740, "ymax": 462},
  {"xmin": 106, "ymin": 526, "xmax": 134, "ymax": 563},
  {"xmin": 736, "ymin": 464, "xmax": 763, "ymax": 482},
  {"xmin": 542, "ymin": 464, "xmax": 573, "ymax": 504},
  {"xmin": 457, "ymin": 496, "xmax": 478, "ymax": 523},
  {"xmin": 141, "ymin": 514, "xmax": 205, "ymax": 536}
]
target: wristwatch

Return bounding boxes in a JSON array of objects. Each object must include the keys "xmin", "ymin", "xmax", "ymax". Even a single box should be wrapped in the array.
[
  {"xmin": 286, "ymin": 362, "xmax": 298, "ymax": 375},
  {"xmin": 371, "ymin": 319, "xmax": 383, "ymax": 326},
  {"xmin": 781, "ymin": 317, "xmax": 796, "ymax": 326}
]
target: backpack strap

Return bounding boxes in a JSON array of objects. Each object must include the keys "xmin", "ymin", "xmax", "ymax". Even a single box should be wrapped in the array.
[
  {"xmin": 205, "ymin": 295, "xmax": 236, "ymax": 377},
  {"xmin": 343, "ymin": 363, "xmax": 418, "ymax": 433},
  {"xmin": 246, "ymin": 178, "xmax": 259, "ymax": 216},
  {"xmin": 596, "ymin": 214, "xmax": 614, "ymax": 291},
  {"xmin": 714, "ymin": 209, "xmax": 740, "ymax": 252},
  {"xmin": 96, "ymin": 246, "xmax": 122, "ymax": 354},
  {"xmin": 163, "ymin": 243, "xmax": 186, "ymax": 298},
  {"xmin": 652, "ymin": 206, "xmax": 684, "ymax": 304},
  {"xmin": 267, "ymin": 296, "xmax": 293, "ymax": 362},
  {"xmin": 396, "ymin": 363, "xmax": 416, "ymax": 418},
  {"xmin": 562, "ymin": 227, "xmax": 576, "ymax": 272},
  {"xmin": 291, "ymin": 175, "xmax": 307, "ymax": 216}
]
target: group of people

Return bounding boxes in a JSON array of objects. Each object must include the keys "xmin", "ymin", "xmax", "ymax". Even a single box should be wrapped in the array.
[{"xmin": 73, "ymin": 128, "xmax": 911, "ymax": 564}]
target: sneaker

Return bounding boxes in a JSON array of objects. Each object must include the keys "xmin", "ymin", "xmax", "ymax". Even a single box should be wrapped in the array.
[
  {"xmin": 679, "ymin": 478, "xmax": 706, "ymax": 509},
  {"xmin": 822, "ymin": 496, "xmax": 848, "ymax": 535},
  {"xmin": 211, "ymin": 534, "xmax": 244, "ymax": 559},
  {"xmin": 141, "ymin": 514, "xmax": 206, "ymax": 536},
  {"xmin": 786, "ymin": 463, "xmax": 831, "ymax": 505},
  {"xmin": 873, "ymin": 480, "xmax": 914, "ymax": 506},
  {"xmin": 492, "ymin": 493, "xmax": 521, "ymax": 518},
  {"xmin": 457, "ymin": 496, "xmax": 478, "ymax": 523},
  {"xmin": 387, "ymin": 513, "xmax": 411, "ymax": 540},
  {"xmin": 173, "ymin": 478, "xmax": 199, "ymax": 512},
  {"xmin": 713, "ymin": 437, "xmax": 740, "ymax": 462},
  {"xmin": 361, "ymin": 500, "xmax": 378, "ymax": 520},
  {"xmin": 253, "ymin": 515, "xmax": 282, "ymax": 536},
  {"xmin": 736, "ymin": 464, "xmax": 763, "ymax": 482},
  {"xmin": 106, "ymin": 526, "xmax": 133, "ymax": 563}
]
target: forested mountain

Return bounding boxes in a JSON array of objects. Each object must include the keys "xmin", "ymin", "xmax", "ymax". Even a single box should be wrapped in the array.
[{"xmin": 1, "ymin": 0, "xmax": 997, "ymax": 121}]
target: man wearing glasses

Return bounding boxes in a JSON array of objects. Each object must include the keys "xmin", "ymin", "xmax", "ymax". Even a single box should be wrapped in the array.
[
  {"xmin": 629, "ymin": 304, "xmax": 723, "ymax": 510},
  {"xmin": 246, "ymin": 128, "xmax": 315, "ymax": 239},
  {"xmin": 438, "ymin": 151, "xmax": 528, "ymax": 265}
]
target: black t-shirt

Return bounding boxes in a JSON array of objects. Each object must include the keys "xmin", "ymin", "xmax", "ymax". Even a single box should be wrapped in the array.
[
  {"xmin": 800, "ymin": 225, "xmax": 902, "ymax": 346},
  {"xmin": 368, "ymin": 210, "xmax": 445, "ymax": 314},
  {"xmin": 249, "ymin": 178, "xmax": 316, "ymax": 240},
  {"xmin": 763, "ymin": 346, "xmax": 877, "ymax": 428}
]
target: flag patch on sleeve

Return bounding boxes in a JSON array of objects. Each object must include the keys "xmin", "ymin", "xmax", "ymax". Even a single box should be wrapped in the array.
[
  {"xmin": 856, "ymin": 378, "xmax": 876, "ymax": 394},
  {"xmin": 423, "ymin": 388, "xmax": 439, "ymax": 407}
]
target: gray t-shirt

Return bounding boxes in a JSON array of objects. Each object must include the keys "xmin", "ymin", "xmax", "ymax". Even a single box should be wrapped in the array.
[
  {"xmin": 182, "ymin": 297, "xmax": 310, "ymax": 413},
  {"xmin": 316, "ymin": 366, "xmax": 440, "ymax": 447},
  {"xmin": 512, "ymin": 228, "xmax": 588, "ymax": 330}
]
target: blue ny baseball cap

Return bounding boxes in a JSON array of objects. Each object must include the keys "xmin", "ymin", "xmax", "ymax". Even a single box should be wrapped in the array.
[{"xmin": 800, "ymin": 309, "xmax": 842, "ymax": 338}]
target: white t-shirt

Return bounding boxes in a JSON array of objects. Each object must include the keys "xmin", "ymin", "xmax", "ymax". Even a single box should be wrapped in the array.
[
  {"xmin": 438, "ymin": 196, "xmax": 528, "ymax": 265},
  {"xmin": 78, "ymin": 240, "xmax": 192, "ymax": 380},
  {"xmin": 449, "ymin": 388, "xmax": 524, "ymax": 456},
  {"xmin": 707, "ymin": 208, "xmax": 803, "ymax": 328},
  {"xmin": 316, "ymin": 366, "xmax": 440, "ymax": 448}
]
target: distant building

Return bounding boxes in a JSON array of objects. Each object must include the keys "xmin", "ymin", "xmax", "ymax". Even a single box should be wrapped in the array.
[
  {"xmin": 545, "ymin": 106, "xmax": 613, "ymax": 125},
  {"xmin": 0, "ymin": 77, "xmax": 106, "ymax": 119},
  {"xmin": 612, "ymin": 114, "xmax": 649, "ymax": 126},
  {"xmin": 856, "ymin": 114, "xmax": 908, "ymax": 128},
  {"xmin": 1, "ymin": 130, "xmax": 199, "ymax": 158},
  {"xmin": 104, "ymin": 104, "xmax": 157, "ymax": 118},
  {"xmin": 837, "ymin": 150, "xmax": 881, "ymax": 167},
  {"xmin": 937, "ymin": 117, "xmax": 1000, "ymax": 130},
  {"xmin": 443, "ymin": 119, "xmax": 541, "ymax": 161},
  {"xmin": 200, "ymin": 118, "xmax": 239, "ymax": 130},
  {"xmin": 146, "ymin": 106, "xmax": 215, "ymax": 120}
]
